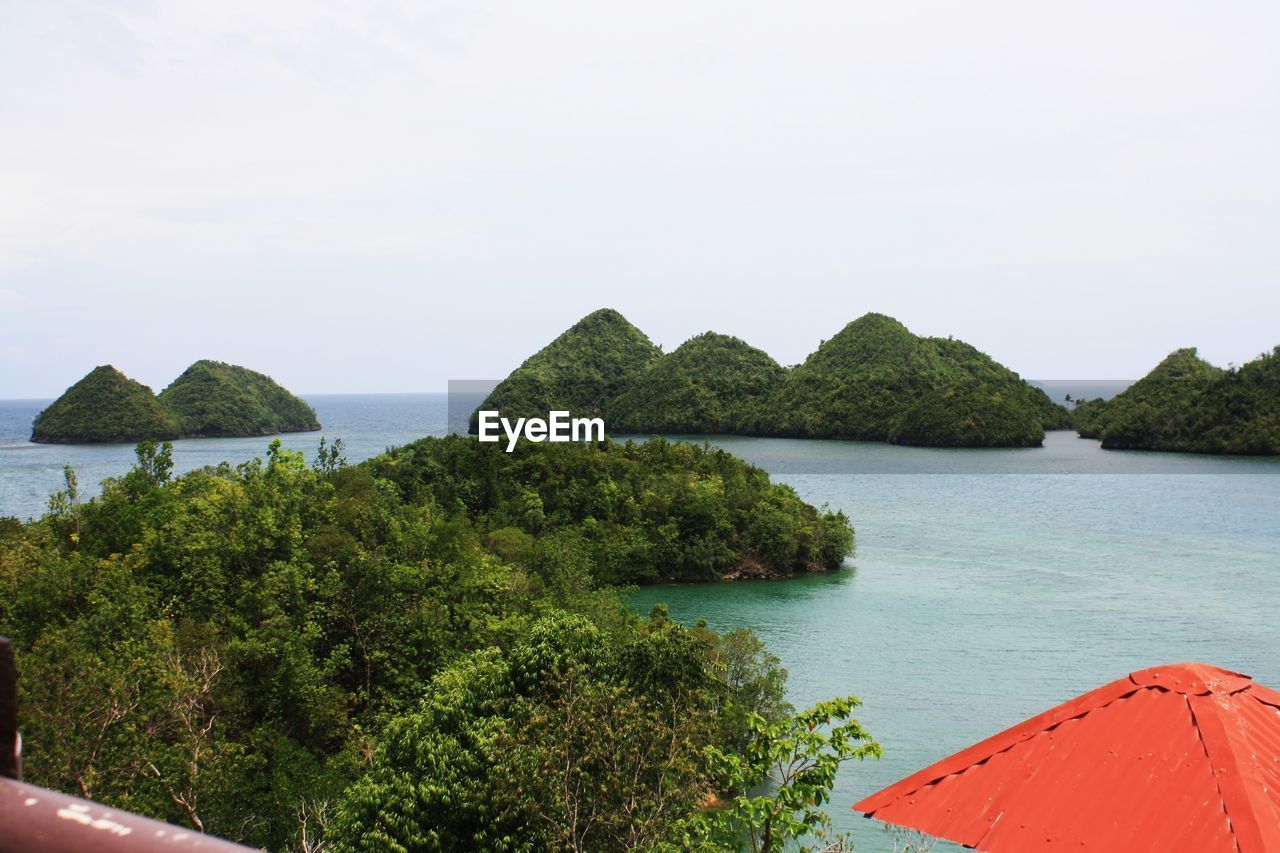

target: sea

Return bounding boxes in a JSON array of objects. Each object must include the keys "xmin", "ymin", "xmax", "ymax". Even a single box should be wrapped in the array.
[{"xmin": 3, "ymin": 386, "xmax": 1278, "ymax": 851}]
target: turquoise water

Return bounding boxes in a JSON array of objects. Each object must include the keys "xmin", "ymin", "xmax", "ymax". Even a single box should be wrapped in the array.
[
  {"xmin": 3, "ymin": 395, "xmax": 1278, "ymax": 850},
  {"xmin": 631, "ymin": 435, "xmax": 1280, "ymax": 850}
]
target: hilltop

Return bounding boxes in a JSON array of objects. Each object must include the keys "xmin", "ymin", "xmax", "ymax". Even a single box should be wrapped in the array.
[
  {"xmin": 31, "ymin": 361, "xmax": 318, "ymax": 443},
  {"xmin": 1074, "ymin": 346, "xmax": 1280, "ymax": 454},
  {"xmin": 765, "ymin": 313, "xmax": 1061, "ymax": 446},
  {"xmin": 477, "ymin": 310, "xmax": 1068, "ymax": 448},
  {"xmin": 607, "ymin": 332, "xmax": 785, "ymax": 434},
  {"xmin": 471, "ymin": 308, "xmax": 661, "ymax": 430},
  {"xmin": 30, "ymin": 365, "xmax": 179, "ymax": 443}
]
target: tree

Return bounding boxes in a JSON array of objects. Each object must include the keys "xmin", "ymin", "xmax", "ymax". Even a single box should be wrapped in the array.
[
  {"xmin": 499, "ymin": 666, "xmax": 712, "ymax": 852},
  {"xmin": 693, "ymin": 696, "xmax": 882, "ymax": 852}
]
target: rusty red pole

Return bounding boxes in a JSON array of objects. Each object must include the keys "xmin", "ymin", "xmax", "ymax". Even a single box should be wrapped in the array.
[{"xmin": 0, "ymin": 777, "xmax": 257, "ymax": 852}]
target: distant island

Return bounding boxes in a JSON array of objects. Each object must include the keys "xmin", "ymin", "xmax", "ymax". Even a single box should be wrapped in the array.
[
  {"xmin": 1073, "ymin": 346, "xmax": 1280, "ymax": 454},
  {"xmin": 31, "ymin": 360, "xmax": 319, "ymax": 443},
  {"xmin": 474, "ymin": 309, "xmax": 1068, "ymax": 448}
]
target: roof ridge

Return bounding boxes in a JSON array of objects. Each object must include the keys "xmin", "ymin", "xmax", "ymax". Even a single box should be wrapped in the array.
[
  {"xmin": 1130, "ymin": 663, "xmax": 1253, "ymax": 697},
  {"xmin": 1184, "ymin": 693, "xmax": 1246, "ymax": 852}
]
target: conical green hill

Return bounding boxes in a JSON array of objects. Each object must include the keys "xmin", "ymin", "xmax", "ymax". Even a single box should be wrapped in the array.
[
  {"xmin": 159, "ymin": 360, "xmax": 320, "ymax": 437},
  {"xmin": 31, "ymin": 365, "xmax": 179, "ymax": 443},
  {"xmin": 472, "ymin": 308, "xmax": 661, "ymax": 429},
  {"xmin": 608, "ymin": 332, "xmax": 785, "ymax": 434}
]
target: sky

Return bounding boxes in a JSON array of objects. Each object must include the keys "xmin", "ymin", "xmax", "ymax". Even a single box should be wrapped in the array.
[{"xmin": 1, "ymin": 1, "xmax": 1278, "ymax": 397}]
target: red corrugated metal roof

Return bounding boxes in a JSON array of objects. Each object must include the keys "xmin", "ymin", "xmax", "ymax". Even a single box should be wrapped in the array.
[{"xmin": 854, "ymin": 663, "xmax": 1280, "ymax": 852}]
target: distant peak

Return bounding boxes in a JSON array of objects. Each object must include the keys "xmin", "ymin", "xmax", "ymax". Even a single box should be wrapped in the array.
[
  {"xmin": 848, "ymin": 312, "xmax": 908, "ymax": 329},
  {"xmin": 576, "ymin": 308, "xmax": 630, "ymax": 324},
  {"xmin": 1144, "ymin": 347, "xmax": 1219, "ymax": 380},
  {"xmin": 682, "ymin": 331, "xmax": 744, "ymax": 346}
]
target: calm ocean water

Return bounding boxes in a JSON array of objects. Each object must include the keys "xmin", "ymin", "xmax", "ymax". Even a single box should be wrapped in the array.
[
  {"xmin": 3, "ymin": 391, "xmax": 1278, "ymax": 850},
  {"xmin": 0, "ymin": 394, "xmax": 451, "ymax": 520}
]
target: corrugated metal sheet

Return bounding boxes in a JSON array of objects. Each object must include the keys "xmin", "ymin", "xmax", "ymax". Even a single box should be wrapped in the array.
[{"xmin": 854, "ymin": 662, "xmax": 1280, "ymax": 852}]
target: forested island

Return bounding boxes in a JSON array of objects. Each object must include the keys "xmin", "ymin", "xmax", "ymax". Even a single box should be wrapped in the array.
[
  {"xmin": 30, "ymin": 360, "xmax": 319, "ymax": 443},
  {"xmin": 0, "ymin": 435, "xmax": 869, "ymax": 850},
  {"xmin": 1074, "ymin": 346, "xmax": 1280, "ymax": 454},
  {"xmin": 475, "ymin": 309, "xmax": 1068, "ymax": 448}
]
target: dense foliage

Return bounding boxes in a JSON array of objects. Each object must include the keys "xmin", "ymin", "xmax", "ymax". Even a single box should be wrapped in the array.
[
  {"xmin": 32, "ymin": 360, "xmax": 318, "ymax": 444},
  {"xmin": 698, "ymin": 695, "xmax": 882, "ymax": 852},
  {"xmin": 471, "ymin": 308, "xmax": 661, "ymax": 431},
  {"xmin": 367, "ymin": 435, "xmax": 853, "ymax": 583},
  {"xmin": 0, "ymin": 435, "xmax": 860, "ymax": 850},
  {"xmin": 608, "ymin": 332, "xmax": 786, "ymax": 435},
  {"xmin": 764, "ymin": 315, "xmax": 1062, "ymax": 446},
  {"xmin": 1073, "ymin": 346, "xmax": 1280, "ymax": 454},
  {"xmin": 159, "ymin": 359, "xmax": 320, "ymax": 437},
  {"xmin": 886, "ymin": 385, "xmax": 1044, "ymax": 448},
  {"xmin": 30, "ymin": 365, "xmax": 179, "ymax": 443},
  {"xmin": 479, "ymin": 309, "xmax": 1068, "ymax": 448}
]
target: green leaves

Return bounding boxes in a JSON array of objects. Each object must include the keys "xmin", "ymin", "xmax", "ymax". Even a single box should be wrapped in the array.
[
  {"xmin": 329, "ymin": 608, "xmax": 727, "ymax": 853},
  {"xmin": 1076, "ymin": 345, "xmax": 1280, "ymax": 454},
  {"xmin": 2, "ymin": 434, "xmax": 864, "ymax": 850},
  {"xmin": 369, "ymin": 435, "xmax": 854, "ymax": 582},
  {"xmin": 695, "ymin": 696, "xmax": 882, "ymax": 853}
]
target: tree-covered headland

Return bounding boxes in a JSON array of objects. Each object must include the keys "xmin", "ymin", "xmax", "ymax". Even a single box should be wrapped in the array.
[
  {"xmin": 0, "ymin": 435, "xmax": 872, "ymax": 851},
  {"xmin": 476, "ymin": 309, "xmax": 1068, "ymax": 448},
  {"xmin": 1073, "ymin": 346, "xmax": 1280, "ymax": 454},
  {"xmin": 31, "ymin": 360, "xmax": 319, "ymax": 443}
]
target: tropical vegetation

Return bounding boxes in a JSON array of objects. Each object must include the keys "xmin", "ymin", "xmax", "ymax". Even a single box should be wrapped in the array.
[
  {"xmin": 0, "ymin": 434, "xmax": 866, "ymax": 850},
  {"xmin": 763, "ymin": 315, "xmax": 1065, "ymax": 446},
  {"xmin": 1073, "ymin": 346, "xmax": 1280, "ymax": 454},
  {"xmin": 608, "ymin": 332, "xmax": 786, "ymax": 435},
  {"xmin": 159, "ymin": 359, "xmax": 319, "ymax": 437},
  {"xmin": 30, "ymin": 361, "xmax": 318, "ymax": 443},
  {"xmin": 476, "ymin": 310, "xmax": 1068, "ymax": 448},
  {"xmin": 470, "ymin": 308, "xmax": 661, "ymax": 432},
  {"xmin": 29, "ymin": 365, "xmax": 180, "ymax": 443}
]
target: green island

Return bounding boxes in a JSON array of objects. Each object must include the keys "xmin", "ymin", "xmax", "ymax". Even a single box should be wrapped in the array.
[
  {"xmin": 470, "ymin": 308, "xmax": 661, "ymax": 432},
  {"xmin": 25, "ymin": 365, "xmax": 181, "ymax": 443},
  {"xmin": 0, "ymin": 436, "xmax": 871, "ymax": 851},
  {"xmin": 1073, "ymin": 346, "xmax": 1280, "ymax": 454},
  {"xmin": 477, "ymin": 309, "xmax": 1068, "ymax": 448},
  {"xmin": 30, "ymin": 360, "xmax": 319, "ymax": 443}
]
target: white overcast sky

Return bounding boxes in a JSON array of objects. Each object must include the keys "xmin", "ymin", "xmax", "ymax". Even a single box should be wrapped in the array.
[{"xmin": 1, "ymin": 1, "xmax": 1277, "ymax": 396}]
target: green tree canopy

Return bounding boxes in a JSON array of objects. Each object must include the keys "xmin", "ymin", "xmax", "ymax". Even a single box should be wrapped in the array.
[{"xmin": 1074, "ymin": 346, "xmax": 1280, "ymax": 454}]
